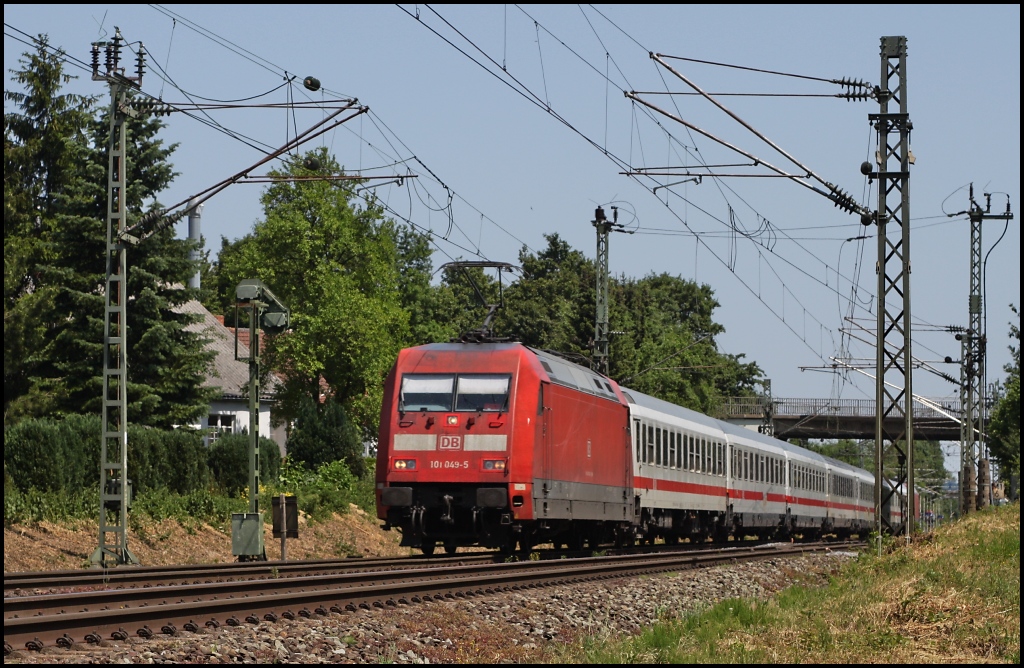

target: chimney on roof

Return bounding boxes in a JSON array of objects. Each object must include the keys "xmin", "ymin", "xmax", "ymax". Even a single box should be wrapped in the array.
[{"xmin": 188, "ymin": 199, "xmax": 204, "ymax": 290}]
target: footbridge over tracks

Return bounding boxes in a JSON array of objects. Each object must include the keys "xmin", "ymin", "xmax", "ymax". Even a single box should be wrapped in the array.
[{"xmin": 713, "ymin": 397, "xmax": 963, "ymax": 441}]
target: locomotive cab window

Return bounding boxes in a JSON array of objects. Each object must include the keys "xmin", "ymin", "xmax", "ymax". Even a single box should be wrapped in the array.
[
  {"xmin": 455, "ymin": 374, "xmax": 511, "ymax": 412},
  {"xmin": 400, "ymin": 373, "xmax": 511, "ymax": 413},
  {"xmin": 400, "ymin": 374, "xmax": 455, "ymax": 412}
]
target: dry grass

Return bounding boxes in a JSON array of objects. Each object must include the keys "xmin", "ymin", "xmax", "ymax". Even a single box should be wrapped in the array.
[{"xmin": 3, "ymin": 504, "xmax": 410, "ymax": 573}]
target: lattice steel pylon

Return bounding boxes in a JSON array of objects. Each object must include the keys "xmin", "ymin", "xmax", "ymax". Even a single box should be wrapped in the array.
[
  {"xmin": 90, "ymin": 29, "xmax": 144, "ymax": 567},
  {"xmin": 865, "ymin": 36, "xmax": 914, "ymax": 542}
]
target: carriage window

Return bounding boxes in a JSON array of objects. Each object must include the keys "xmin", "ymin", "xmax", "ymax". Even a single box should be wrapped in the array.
[
  {"xmin": 400, "ymin": 374, "xmax": 455, "ymax": 412},
  {"xmin": 655, "ymin": 428, "xmax": 662, "ymax": 466},
  {"xmin": 455, "ymin": 374, "xmax": 512, "ymax": 412},
  {"xmin": 647, "ymin": 425, "xmax": 656, "ymax": 463}
]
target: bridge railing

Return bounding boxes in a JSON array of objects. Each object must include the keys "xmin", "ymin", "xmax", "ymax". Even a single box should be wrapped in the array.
[{"xmin": 712, "ymin": 397, "xmax": 963, "ymax": 420}]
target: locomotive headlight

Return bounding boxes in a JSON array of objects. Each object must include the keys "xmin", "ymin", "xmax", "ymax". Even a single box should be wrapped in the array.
[
  {"xmin": 392, "ymin": 459, "xmax": 417, "ymax": 471},
  {"xmin": 446, "ymin": 414, "xmax": 459, "ymax": 426},
  {"xmin": 483, "ymin": 459, "xmax": 506, "ymax": 471}
]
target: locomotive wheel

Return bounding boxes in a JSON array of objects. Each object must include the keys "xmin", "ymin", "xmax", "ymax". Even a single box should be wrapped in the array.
[
  {"xmin": 443, "ymin": 540, "xmax": 458, "ymax": 555},
  {"xmin": 421, "ymin": 540, "xmax": 436, "ymax": 556}
]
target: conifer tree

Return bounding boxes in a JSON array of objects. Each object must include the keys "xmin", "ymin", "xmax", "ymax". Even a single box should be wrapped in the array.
[{"xmin": 4, "ymin": 36, "xmax": 216, "ymax": 427}]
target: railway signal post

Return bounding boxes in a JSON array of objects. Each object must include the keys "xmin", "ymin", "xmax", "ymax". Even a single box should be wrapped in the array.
[
  {"xmin": 232, "ymin": 279, "xmax": 289, "ymax": 561},
  {"xmin": 592, "ymin": 205, "xmax": 630, "ymax": 376}
]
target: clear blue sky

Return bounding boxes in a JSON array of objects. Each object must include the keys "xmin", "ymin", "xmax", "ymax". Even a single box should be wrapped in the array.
[{"xmin": 6, "ymin": 5, "xmax": 1020, "ymax": 473}]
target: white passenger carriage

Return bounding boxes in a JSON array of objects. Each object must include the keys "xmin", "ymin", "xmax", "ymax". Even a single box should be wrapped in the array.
[
  {"xmin": 622, "ymin": 388, "xmax": 729, "ymax": 542},
  {"xmin": 620, "ymin": 385, "xmax": 881, "ymax": 543},
  {"xmin": 823, "ymin": 455, "xmax": 874, "ymax": 538},
  {"xmin": 718, "ymin": 420, "xmax": 791, "ymax": 538}
]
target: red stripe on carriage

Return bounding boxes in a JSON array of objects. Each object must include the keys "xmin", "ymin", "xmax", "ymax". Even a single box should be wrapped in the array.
[{"xmin": 634, "ymin": 477, "xmax": 727, "ymax": 497}]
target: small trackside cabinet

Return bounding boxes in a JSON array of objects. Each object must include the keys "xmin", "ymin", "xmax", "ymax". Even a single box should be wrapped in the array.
[{"xmin": 231, "ymin": 512, "xmax": 264, "ymax": 556}]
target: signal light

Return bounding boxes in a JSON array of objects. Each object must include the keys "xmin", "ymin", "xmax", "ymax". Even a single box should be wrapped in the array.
[
  {"xmin": 392, "ymin": 459, "xmax": 417, "ymax": 471},
  {"xmin": 482, "ymin": 459, "xmax": 506, "ymax": 471}
]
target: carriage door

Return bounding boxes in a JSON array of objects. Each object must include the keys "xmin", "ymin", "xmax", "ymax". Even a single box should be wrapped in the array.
[
  {"xmin": 632, "ymin": 418, "xmax": 642, "ymax": 475},
  {"xmin": 539, "ymin": 382, "xmax": 552, "ymax": 499}
]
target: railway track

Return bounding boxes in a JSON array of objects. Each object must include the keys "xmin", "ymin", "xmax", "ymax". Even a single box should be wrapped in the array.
[
  {"xmin": 3, "ymin": 536, "xmax": 802, "ymax": 594},
  {"xmin": 4, "ymin": 540, "xmax": 862, "ymax": 655}
]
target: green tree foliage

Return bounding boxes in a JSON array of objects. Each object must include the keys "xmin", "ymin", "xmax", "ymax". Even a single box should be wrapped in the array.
[
  {"xmin": 4, "ymin": 37, "xmax": 216, "ymax": 427},
  {"xmin": 988, "ymin": 305, "xmax": 1020, "ymax": 477},
  {"xmin": 496, "ymin": 233, "xmax": 595, "ymax": 355},
  {"xmin": 284, "ymin": 396, "xmax": 365, "ymax": 477},
  {"xmin": 396, "ymin": 224, "xmax": 457, "ymax": 344},
  {"xmin": 217, "ymin": 148, "xmax": 432, "ymax": 436},
  {"xmin": 611, "ymin": 272, "xmax": 761, "ymax": 412}
]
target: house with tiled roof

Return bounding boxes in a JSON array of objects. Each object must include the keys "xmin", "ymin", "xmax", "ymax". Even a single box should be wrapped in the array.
[{"xmin": 178, "ymin": 299, "xmax": 287, "ymax": 457}]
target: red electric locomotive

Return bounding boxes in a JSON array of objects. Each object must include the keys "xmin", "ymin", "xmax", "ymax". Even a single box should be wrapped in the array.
[{"xmin": 376, "ymin": 341, "xmax": 634, "ymax": 555}]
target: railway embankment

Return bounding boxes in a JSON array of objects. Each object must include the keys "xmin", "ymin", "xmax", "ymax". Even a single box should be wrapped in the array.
[
  {"xmin": 4, "ymin": 504, "xmax": 1016, "ymax": 663},
  {"xmin": 565, "ymin": 502, "xmax": 1020, "ymax": 664}
]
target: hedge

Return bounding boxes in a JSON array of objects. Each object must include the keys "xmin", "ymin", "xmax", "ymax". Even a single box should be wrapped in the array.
[{"xmin": 4, "ymin": 415, "xmax": 280, "ymax": 497}]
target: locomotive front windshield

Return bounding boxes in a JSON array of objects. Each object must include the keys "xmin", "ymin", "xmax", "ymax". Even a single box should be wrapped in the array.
[{"xmin": 400, "ymin": 373, "xmax": 511, "ymax": 412}]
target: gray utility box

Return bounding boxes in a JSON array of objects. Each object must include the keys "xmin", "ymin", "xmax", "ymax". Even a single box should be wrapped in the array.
[{"xmin": 231, "ymin": 512, "xmax": 264, "ymax": 556}]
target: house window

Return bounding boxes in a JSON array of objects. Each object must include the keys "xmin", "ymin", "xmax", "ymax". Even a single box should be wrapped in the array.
[{"xmin": 208, "ymin": 414, "xmax": 235, "ymax": 443}]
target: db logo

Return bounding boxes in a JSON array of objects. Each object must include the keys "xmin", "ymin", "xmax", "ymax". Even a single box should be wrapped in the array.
[{"xmin": 439, "ymin": 435, "xmax": 462, "ymax": 451}]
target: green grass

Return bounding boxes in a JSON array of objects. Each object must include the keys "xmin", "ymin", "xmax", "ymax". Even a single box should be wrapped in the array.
[{"xmin": 551, "ymin": 502, "xmax": 1020, "ymax": 664}]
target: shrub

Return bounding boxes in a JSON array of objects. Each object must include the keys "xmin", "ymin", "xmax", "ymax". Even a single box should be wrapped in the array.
[
  {"xmin": 207, "ymin": 432, "xmax": 281, "ymax": 495},
  {"xmin": 285, "ymin": 396, "xmax": 365, "ymax": 477}
]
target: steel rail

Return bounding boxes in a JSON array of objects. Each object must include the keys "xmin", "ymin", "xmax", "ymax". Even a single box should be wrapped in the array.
[{"xmin": 4, "ymin": 553, "xmax": 497, "ymax": 593}]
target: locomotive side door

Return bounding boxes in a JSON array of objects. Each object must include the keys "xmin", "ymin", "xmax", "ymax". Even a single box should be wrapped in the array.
[{"xmin": 629, "ymin": 417, "xmax": 641, "ymax": 520}]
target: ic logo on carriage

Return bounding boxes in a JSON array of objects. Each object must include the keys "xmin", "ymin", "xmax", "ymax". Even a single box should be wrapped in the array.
[{"xmin": 439, "ymin": 435, "xmax": 463, "ymax": 451}]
